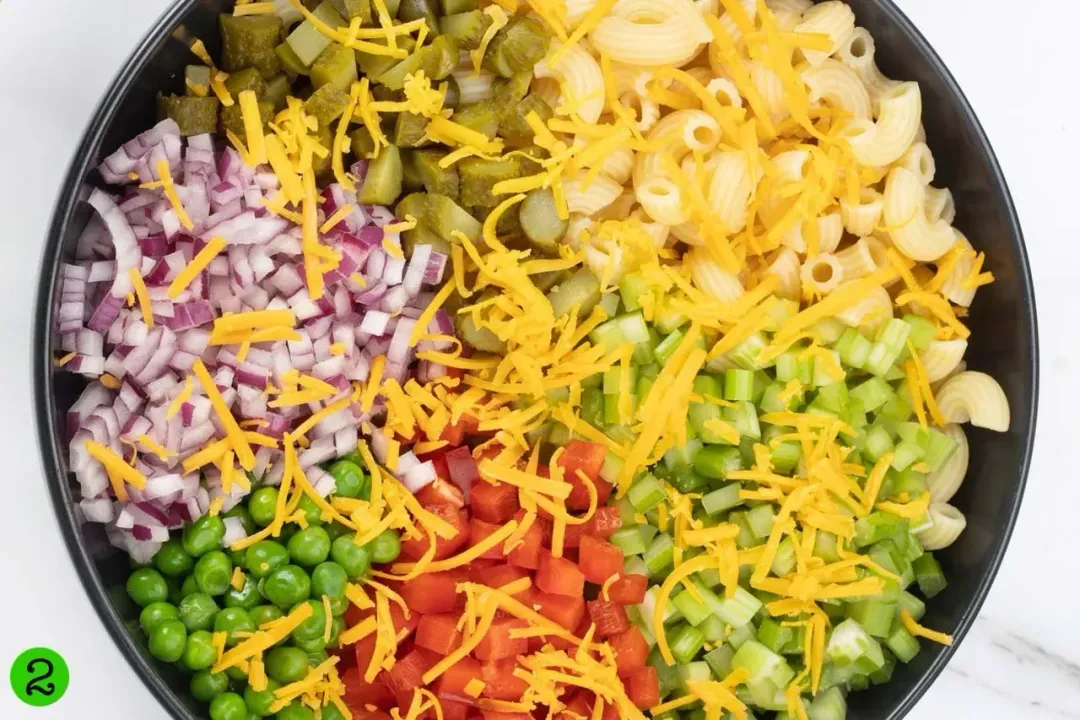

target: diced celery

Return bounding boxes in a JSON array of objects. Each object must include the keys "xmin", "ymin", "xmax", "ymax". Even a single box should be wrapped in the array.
[
  {"xmin": 812, "ymin": 349, "xmax": 845, "ymax": 387},
  {"xmin": 771, "ymin": 442, "xmax": 801, "ymax": 474},
  {"xmin": 689, "ymin": 402, "xmax": 733, "ymax": 445},
  {"xmin": 655, "ymin": 329, "xmax": 684, "ymax": 365},
  {"xmin": 729, "ymin": 332, "xmax": 770, "ymax": 369},
  {"xmin": 897, "ymin": 590, "xmax": 926, "ymax": 622},
  {"xmin": 611, "ymin": 527, "xmax": 648, "ymax": 556},
  {"xmin": 808, "ymin": 686, "xmax": 847, "ymax": 720},
  {"xmin": 771, "ymin": 537, "xmax": 797, "ymax": 577},
  {"xmin": 624, "ymin": 555, "xmax": 650, "ymax": 582},
  {"xmin": 724, "ymin": 369, "xmax": 755, "ymax": 401},
  {"xmin": 847, "ymin": 599, "xmax": 896, "ymax": 638},
  {"xmin": 813, "ymin": 531, "xmax": 841, "ymax": 563},
  {"xmin": 599, "ymin": 452, "xmax": 623, "ymax": 486},
  {"xmin": 702, "ymin": 483, "xmax": 743, "ymax": 516},
  {"xmin": 644, "ymin": 533, "xmax": 675, "ymax": 577},
  {"xmin": 628, "ymin": 474, "xmax": 665, "ymax": 513},
  {"xmin": 619, "ymin": 271, "xmax": 648, "ymax": 311},
  {"xmin": 727, "ymin": 622, "xmax": 756, "ymax": 648},
  {"xmin": 885, "ymin": 623, "xmax": 921, "ymax": 663},
  {"xmin": 850, "ymin": 376, "xmax": 893, "ymax": 412},
  {"xmin": 825, "ymin": 618, "xmax": 886, "ymax": 672},
  {"xmin": 664, "ymin": 437, "xmax": 702, "ymax": 469},
  {"xmin": 732, "ymin": 641, "xmax": 795, "ymax": 689},
  {"xmin": 746, "ymin": 505, "xmax": 775, "ymax": 540},
  {"xmin": 816, "ymin": 381, "xmax": 849, "ymax": 414},
  {"xmin": 677, "ymin": 660, "xmax": 713, "ymax": 687},
  {"xmin": 891, "ymin": 439, "xmax": 924, "ymax": 471},
  {"xmin": 703, "ymin": 645, "xmax": 734, "ymax": 679},
  {"xmin": 758, "ymin": 618, "xmax": 793, "ymax": 653},
  {"xmin": 687, "ymin": 580, "xmax": 762, "ymax": 628},
  {"xmin": 725, "ymin": 402, "xmax": 761, "ymax": 440},
  {"xmin": 699, "ymin": 614, "xmax": 728, "ymax": 644},
  {"xmin": 923, "ymin": 427, "xmax": 958, "ymax": 471},
  {"xmin": 854, "ymin": 512, "xmax": 903, "ymax": 548},
  {"xmin": 671, "ymin": 591, "xmax": 712, "ymax": 628},
  {"xmin": 640, "ymin": 585, "xmax": 681, "ymax": 626},
  {"xmin": 647, "ymin": 647, "xmax": 683, "ymax": 696},
  {"xmin": 862, "ymin": 424, "xmax": 894, "ymax": 463},
  {"xmin": 774, "ymin": 352, "xmax": 799, "ymax": 382},
  {"xmin": 912, "ymin": 553, "xmax": 947, "ymax": 598},
  {"xmin": 902, "ymin": 313, "xmax": 937, "ymax": 349}
]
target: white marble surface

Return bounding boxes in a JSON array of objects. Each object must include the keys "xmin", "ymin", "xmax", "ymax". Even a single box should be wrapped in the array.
[{"xmin": 0, "ymin": 0, "xmax": 1075, "ymax": 717}]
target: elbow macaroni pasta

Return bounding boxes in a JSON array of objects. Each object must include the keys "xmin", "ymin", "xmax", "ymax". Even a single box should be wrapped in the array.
[
  {"xmin": 840, "ymin": 189, "xmax": 884, "ymax": 238},
  {"xmin": 800, "ymin": 253, "xmax": 843, "ymax": 296},
  {"xmin": 589, "ymin": 0, "xmax": 712, "ymax": 67},
  {"xmin": 563, "ymin": 175, "xmax": 625, "ymax": 216},
  {"xmin": 802, "ymin": 59, "xmax": 873, "ymax": 122},
  {"xmin": 535, "ymin": 44, "xmax": 606, "ymax": 124},
  {"xmin": 884, "ymin": 167, "xmax": 957, "ymax": 261},
  {"xmin": 919, "ymin": 339, "xmax": 968, "ymax": 383},
  {"xmin": 935, "ymin": 371, "xmax": 1011, "ymax": 432},
  {"xmin": 916, "ymin": 503, "xmax": 967, "ymax": 551},
  {"xmin": 842, "ymin": 82, "xmax": 923, "ymax": 167},
  {"xmin": 766, "ymin": 248, "xmax": 803, "ymax": 299},
  {"xmin": 689, "ymin": 247, "xmax": 745, "ymax": 302},
  {"xmin": 794, "ymin": 1, "xmax": 856, "ymax": 65},
  {"xmin": 927, "ymin": 423, "xmax": 970, "ymax": 504}
]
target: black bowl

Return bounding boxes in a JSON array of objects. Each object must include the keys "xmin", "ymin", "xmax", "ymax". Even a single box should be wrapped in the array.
[{"xmin": 33, "ymin": 1, "xmax": 1038, "ymax": 718}]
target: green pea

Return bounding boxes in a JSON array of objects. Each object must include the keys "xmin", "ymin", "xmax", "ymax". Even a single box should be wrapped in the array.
[
  {"xmin": 290, "ymin": 599, "xmax": 329, "ymax": 642},
  {"xmin": 330, "ymin": 535, "xmax": 372, "ymax": 579},
  {"xmin": 224, "ymin": 505, "xmax": 256, "ymax": 535},
  {"xmin": 263, "ymin": 565, "xmax": 311, "ymax": 608},
  {"xmin": 191, "ymin": 670, "xmax": 229, "ymax": 702},
  {"xmin": 230, "ymin": 549, "xmax": 248, "ymax": 567},
  {"xmin": 288, "ymin": 526, "xmax": 332, "ymax": 567},
  {"xmin": 245, "ymin": 541, "xmax": 290, "ymax": 580},
  {"xmin": 265, "ymin": 646, "xmax": 309, "ymax": 684},
  {"xmin": 369, "ymin": 529, "xmax": 402, "ymax": 564},
  {"xmin": 148, "ymin": 619, "xmax": 187, "ymax": 663},
  {"xmin": 328, "ymin": 460, "xmax": 368, "ymax": 499},
  {"xmin": 278, "ymin": 523, "xmax": 298, "ymax": 545},
  {"xmin": 296, "ymin": 494, "xmax": 324, "ymax": 526},
  {"xmin": 182, "ymin": 630, "xmax": 218, "ymax": 670},
  {"xmin": 127, "ymin": 568, "xmax": 169, "ymax": 607},
  {"xmin": 154, "ymin": 539, "xmax": 194, "ymax": 577},
  {"xmin": 166, "ymin": 575, "xmax": 185, "ymax": 605},
  {"xmin": 293, "ymin": 634, "xmax": 327, "ymax": 653},
  {"xmin": 183, "ymin": 514, "xmax": 226, "ymax": 557},
  {"xmin": 249, "ymin": 604, "xmax": 284, "ymax": 628},
  {"xmin": 140, "ymin": 602, "xmax": 180, "ymax": 634},
  {"xmin": 210, "ymin": 691, "xmax": 248, "ymax": 720},
  {"xmin": 224, "ymin": 576, "xmax": 262, "ymax": 610},
  {"xmin": 178, "ymin": 593, "xmax": 219, "ymax": 632},
  {"xmin": 327, "ymin": 615, "xmax": 344, "ymax": 648},
  {"xmin": 276, "ymin": 702, "xmax": 315, "ymax": 720},
  {"xmin": 311, "ymin": 562, "xmax": 348, "ymax": 601},
  {"xmin": 305, "ymin": 649, "xmax": 330, "ymax": 668},
  {"xmin": 194, "ymin": 551, "xmax": 233, "ymax": 596},
  {"xmin": 248, "ymin": 487, "xmax": 280, "ymax": 527},
  {"xmin": 319, "ymin": 702, "xmax": 347, "ymax": 720},
  {"xmin": 180, "ymin": 575, "xmax": 200, "ymax": 598},
  {"xmin": 337, "ymin": 449, "xmax": 363, "ymax": 466},
  {"xmin": 243, "ymin": 678, "xmax": 281, "ymax": 717},
  {"xmin": 214, "ymin": 607, "xmax": 256, "ymax": 646},
  {"xmin": 323, "ymin": 521, "xmax": 351, "ymax": 542},
  {"xmin": 226, "ymin": 665, "xmax": 249, "ymax": 681}
]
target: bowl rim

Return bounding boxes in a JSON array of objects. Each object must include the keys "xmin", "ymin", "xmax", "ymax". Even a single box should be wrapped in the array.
[{"xmin": 32, "ymin": 1, "xmax": 1039, "ymax": 718}]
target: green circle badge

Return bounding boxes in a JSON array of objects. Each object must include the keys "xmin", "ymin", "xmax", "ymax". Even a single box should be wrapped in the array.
[{"xmin": 10, "ymin": 648, "xmax": 69, "ymax": 707}]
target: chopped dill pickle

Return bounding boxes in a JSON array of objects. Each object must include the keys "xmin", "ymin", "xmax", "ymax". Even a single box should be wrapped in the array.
[
  {"xmin": 402, "ymin": 223, "xmax": 452, "ymax": 257},
  {"xmin": 425, "ymin": 194, "xmax": 482, "ymax": 243},
  {"xmin": 263, "ymin": 76, "xmax": 291, "ymax": 111},
  {"xmin": 355, "ymin": 34, "xmax": 415, "ymax": 79},
  {"xmin": 304, "ymin": 85, "xmax": 351, "ymax": 129},
  {"xmin": 396, "ymin": 193, "xmax": 430, "ymax": 224},
  {"xmin": 519, "ymin": 188, "xmax": 568, "ymax": 253},
  {"xmin": 184, "ymin": 65, "xmax": 212, "ymax": 95},
  {"xmin": 219, "ymin": 14, "xmax": 284, "ymax": 78},
  {"xmin": 351, "ymin": 127, "xmax": 376, "ymax": 159},
  {"xmin": 219, "ymin": 99, "xmax": 273, "ymax": 140},
  {"xmin": 330, "ymin": 0, "xmax": 372, "ymax": 22},
  {"xmin": 483, "ymin": 17, "xmax": 550, "ymax": 77},
  {"xmin": 393, "ymin": 112, "xmax": 431, "ymax": 148},
  {"xmin": 286, "ymin": 1, "xmax": 346, "ymax": 66},
  {"xmin": 412, "ymin": 149, "xmax": 460, "ymax": 199},
  {"xmin": 440, "ymin": 10, "xmax": 492, "ymax": 50},
  {"xmin": 224, "ymin": 68, "xmax": 267, "ymax": 99},
  {"xmin": 440, "ymin": 75, "xmax": 461, "ymax": 110},
  {"xmin": 310, "ymin": 43, "xmax": 358, "ymax": 92},
  {"xmin": 275, "ymin": 42, "xmax": 311, "ymax": 76},
  {"xmin": 548, "ymin": 267, "xmax": 602, "ymax": 319},
  {"xmin": 397, "ymin": 0, "xmax": 441, "ymax": 34},
  {"xmin": 311, "ymin": 125, "xmax": 336, "ymax": 177},
  {"xmin": 493, "ymin": 71, "xmax": 532, "ymax": 108},
  {"xmin": 456, "ymin": 309, "xmax": 508, "ymax": 354},
  {"xmin": 356, "ymin": 145, "xmax": 404, "ymax": 205},
  {"xmin": 159, "ymin": 95, "xmax": 220, "ymax": 136},
  {"xmin": 459, "ymin": 156, "xmax": 523, "ymax": 208},
  {"xmin": 440, "ymin": 0, "xmax": 477, "ymax": 13},
  {"xmin": 450, "ymin": 101, "xmax": 500, "ymax": 139},
  {"xmin": 499, "ymin": 94, "xmax": 552, "ymax": 148}
]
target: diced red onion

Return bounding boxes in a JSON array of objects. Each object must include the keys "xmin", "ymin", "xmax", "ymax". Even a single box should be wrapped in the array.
[{"xmin": 402, "ymin": 460, "xmax": 437, "ymax": 493}]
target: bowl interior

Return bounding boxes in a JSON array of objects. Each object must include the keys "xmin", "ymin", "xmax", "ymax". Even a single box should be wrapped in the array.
[{"xmin": 34, "ymin": 1, "xmax": 1038, "ymax": 718}]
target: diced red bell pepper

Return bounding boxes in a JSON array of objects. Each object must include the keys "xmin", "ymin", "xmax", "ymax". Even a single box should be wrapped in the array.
[
  {"xmin": 608, "ymin": 574, "xmax": 648, "ymax": 605},
  {"xmin": 625, "ymin": 666, "xmax": 660, "ymax": 710},
  {"xmin": 435, "ymin": 656, "xmax": 483, "ymax": 704},
  {"xmin": 341, "ymin": 666, "xmax": 395, "ymax": 711},
  {"xmin": 386, "ymin": 648, "xmax": 439, "ymax": 697},
  {"xmin": 474, "ymin": 617, "xmax": 529, "ymax": 662},
  {"xmin": 481, "ymin": 658, "xmax": 528, "ymax": 701},
  {"xmin": 473, "ymin": 564, "xmax": 530, "ymax": 595},
  {"xmin": 400, "ymin": 503, "xmax": 471, "ymax": 560},
  {"xmin": 390, "ymin": 601, "xmax": 421, "ymax": 639},
  {"xmin": 507, "ymin": 513, "xmax": 543, "ymax": 569},
  {"xmin": 401, "ymin": 571, "xmax": 461, "ymax": 615},
  {"xmin": 416, "ymin": 478, "xmax": 466, "ymax": 509},
  {"xmin": 555, "ymin": 690, "xmax": 594, "ymax": 720},
  {"xmin": 608, "ymin": 626, "xmax": 649, "ymax": 677},
  {"xmin": 533, "ymin": 592, "xmax": 586, "ymax": 631},
  {"xmin": 470, "ymin": 480, "xmax": 521, "ymax": 524},
  {"xmin": 416, "ymin": 613, "xmax": 463, "ymax": 655},
  {"xmin": 481, "ymin": 712, "xmax": 532, "ymax": 720},
  {"xmin": 587, "ymin": 506, "xmax": 622, "ymax": 539},
  {"xmin": 536, "ymin": 553, "xmax": 585, "ymax": 597},
  {"xmin": 557, "ymin": 440, "xmax": 608, "ymax": 483},
  {"xmin": 587, "ymin": 599, "xmax": 631, "ymax": 637},
  {"xmin": 351, "ymin": 711, "xmax": 393, "ymax": 720},
  {"xmin": 441, "ymin": 414, "xmax": 480, "ymax": 447},
  {"xmin": 578, "ymin": 536, "xmax": 624, "ymax": 585},
  {"xmin": 563, "ymin": 522, "xmax": 589, "ymax": 550},
  {"xmin": 440, "ymin": 699, "xmax": 469, "ymax": 720},
  {"xmin": 469, "ymin": 518, "xmax": 510, "ymax": 560}
]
